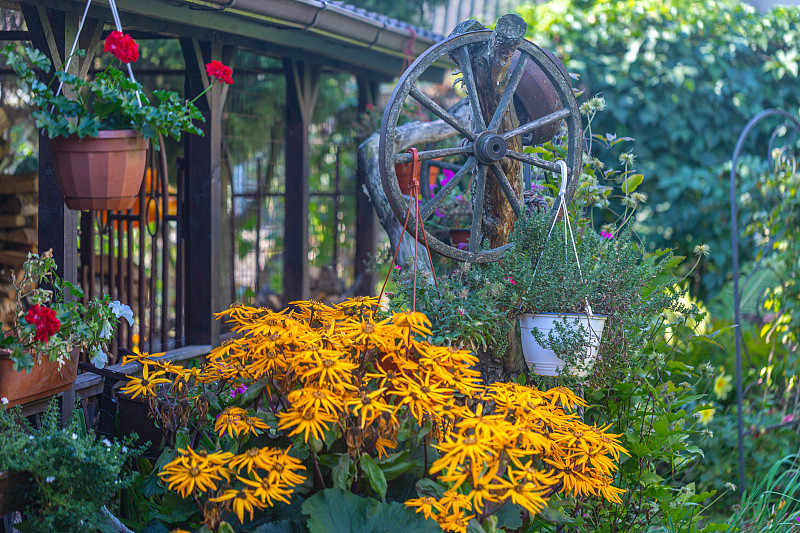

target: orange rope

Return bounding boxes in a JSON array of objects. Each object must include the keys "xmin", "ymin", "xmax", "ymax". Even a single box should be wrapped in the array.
[{"xmin": 378, "ymin": 148, "xmax": 438, "ymax": 312}]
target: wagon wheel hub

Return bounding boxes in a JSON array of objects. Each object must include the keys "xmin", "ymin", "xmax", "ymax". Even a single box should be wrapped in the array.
[{"xmin": 473, "ymin": 131, "xmax": 508, "ymax": 164}]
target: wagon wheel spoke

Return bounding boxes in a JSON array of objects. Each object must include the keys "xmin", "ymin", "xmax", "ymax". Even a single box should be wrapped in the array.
[
  {"xmin": 409, "ymin": 86, "xmax": 475, "ymax": 141},
  {"xmin": 503, "ymin": 108, "xmax": 571, "ymax": 141},
  {"xmin": 456, "ymin": 46, "xmax": 486, "ymax": 132},
  {"xmin": 420, "ymin": 156, "xmax": 478, "ymax": 221},
  {"xmin": 469, "ymin": 164, "xmax": 487, "ymax": 253},
  {"xmin": 487, "ymin": 52, "xmax": 529, "ymax": 133},
  {"xmin": 505, "ymin": 150, "xmax": 560, "ymax": 173},
  {"xmin": 394, "ymin": 145, "xmax": 473, "ymax": 165},
  {"xmin": 489, "ymin": 163, "xmax": 522, "ymax": 217}
]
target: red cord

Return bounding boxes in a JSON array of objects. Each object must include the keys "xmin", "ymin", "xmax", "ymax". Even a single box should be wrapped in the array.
[{"xmin": 378, "ymin": 148, "xmax": 438, "ymax": 311}]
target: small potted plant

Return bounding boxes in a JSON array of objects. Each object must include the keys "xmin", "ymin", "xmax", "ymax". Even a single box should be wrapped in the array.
[
  {"xmin": 503, "ymin": 212, "xmax": 675, "ymax": 380},
  {"xmin": 0, "ymin": 250, "xmax": 134, "ymax": 407},
  {"xmin": 0, "ymin": 399, "xmax": 140, "ymax": 530},
  {"xmin": 1, "ymin": 33, "xmax": 233, "ymax": 210}
]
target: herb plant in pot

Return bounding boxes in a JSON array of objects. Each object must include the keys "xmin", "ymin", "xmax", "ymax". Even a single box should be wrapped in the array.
[
  {"xmin": 503, "ymin": 211, "xmax": 676, "ymax": 381},
  {"xmin": 504, "ymin": 212, "xmax": 607, "ymax": 377},
  {"xmin": 1, "ymin": 33, "xmax": 233, "ymax": 211}
]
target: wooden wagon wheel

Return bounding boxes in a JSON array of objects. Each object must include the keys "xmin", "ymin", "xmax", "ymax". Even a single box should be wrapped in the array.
[{"xmin": 379, "ymin": 28, "xmax": 583, "ymax": 263}]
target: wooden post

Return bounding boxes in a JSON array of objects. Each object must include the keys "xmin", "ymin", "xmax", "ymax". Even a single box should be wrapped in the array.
[
  {"xmin": 354, "ymin": 77, "xmax": 379, "ymax": 295},
  {"xmin": 180, "ymin": 39, "xmax": 231, "ymax": 345},
  {"xmin": 21, "ymin": 6, "xmax": 104, "ymax": 424},
  {"xmin": 283, "ymin": 59, "xmax": 320, "ymax": 305}
]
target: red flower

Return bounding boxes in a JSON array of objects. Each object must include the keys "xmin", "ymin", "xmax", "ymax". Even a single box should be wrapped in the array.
[
  {"xmin": 104, "ymin": 31, "xmax": 139, "ymax": 64},
  {"xmin": 25, "ymin": 304, "xmax": 61, "ymax": 343},
  {"xmin": 205, "ymin": 60, "xmax": 233, "ymax": 85}
]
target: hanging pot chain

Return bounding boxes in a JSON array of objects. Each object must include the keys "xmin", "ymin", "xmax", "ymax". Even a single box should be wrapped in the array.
[
  {"xmin": 56, "ymin": 0, "xmax": 142, "ymax": 107},
  {"xmin": 530, "ymin": 159, "xmax": 594, "ymax": 316}
]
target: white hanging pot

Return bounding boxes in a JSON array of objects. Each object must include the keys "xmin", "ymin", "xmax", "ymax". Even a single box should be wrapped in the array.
[{"xmin": 519, "ymin": 312, "xmax": 607, "ymax": 377}]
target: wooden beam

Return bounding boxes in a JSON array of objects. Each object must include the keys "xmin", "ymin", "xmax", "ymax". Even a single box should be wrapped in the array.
[
  {"xmin": 354, "ymin": 77, "xmax": 379, "ymax": 295},
  {"xmin": 19, "ymin": 0, "xmax": 445, "ymax": 82},
  {"xmin": 283, "ymin": 59, "xmax": 320, "ymax": 305},
  {"xmin": 180, "ymin": 39, "xmax": 230, "ymax": 345}
]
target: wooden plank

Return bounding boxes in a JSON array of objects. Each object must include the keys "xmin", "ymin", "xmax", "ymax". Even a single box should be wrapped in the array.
[
  {"xmin": 0, "ymin": 195, "xmax": 38, "ymax": 216},
  {"xmin": 0, "ymin": 178, "xmax": 38, "ymax": 194},
  {"xmin": 0, "ymin": 215, "xmax": 25, "ymax": 227},
  {"xmin": 0, "ymin": 228, "xmax": 37, "ymax": 246},
  {"xmin": 74, "ymin": 344, "xmax": 212, "ymax": 400}
]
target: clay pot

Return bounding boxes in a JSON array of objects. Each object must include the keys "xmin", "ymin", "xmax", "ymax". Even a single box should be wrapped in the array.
[
  {"xmin": 0, "ymin": 351, "xmax": 78, "ymax": 408},
  {"xmin": 50, "ymin": 130, "xmax": 149, "ymax": 211},
  {"xmin": 510, "ymin": 49, "xmax": 572, "ymax": 146},
  {"xmin": 449, "ymin": 229, "xmax": 470, "ymax": 250},
  {"xmin": 395, "ymin": 160, "xmax": 422, "ymax": 197}
]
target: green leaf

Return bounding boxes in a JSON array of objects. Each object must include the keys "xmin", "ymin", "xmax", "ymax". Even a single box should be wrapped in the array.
[
  {"xmin": 700, "ymin": 523, "xmax": 730, "ymax": 533},
  {"xmin": 360, "ymin": 453, "xmax": 388, "ymax": 500},
  {"xmin": 253, "ymin": 520, "xmax": 309, "ymax": 533},
  {"xmin": 537, "ymin": 501, "xmax": 576, "ymax": 525},
  {"xmin": 639, "ymin": 470, "xmax": 664, "ymax": 485},
  {"xmin": 301, "ymin": 488, "xmax": 441, "ymax": 533},
  {"xmin": 415, "ymin": 477, "xmax": 447, "ymax": 499},
  {"xmin": 621, "ymin": 173, "xmax": 644, "ymax": 193},
  {"xmin": 494, "ymin": 501, "xmax": 523, "ymax": 529},
  {"xmin": 218, "ymin": 523, "xmax": 236, "ymax": 533},
  {"xmin": 332, "ymin": 453, "xmax": 356, "ymax": 490}
]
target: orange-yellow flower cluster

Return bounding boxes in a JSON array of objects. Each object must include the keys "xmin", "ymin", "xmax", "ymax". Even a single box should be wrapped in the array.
[
  {"xmin": 158, "ymin": 445, "xmax": 306, "ymax": 522},
  {"xmin": 132, "ymin": 298, "xmax": 625, "ymax": 531}
]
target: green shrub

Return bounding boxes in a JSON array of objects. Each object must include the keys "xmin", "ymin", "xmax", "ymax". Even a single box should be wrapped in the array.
[
  {"xmin": 0, "ymin": 401, "xmax": 141, "ymax": 532},
  {"xmin": 521, "ymin": 0, "xmax": 800, "ymax": 297}
]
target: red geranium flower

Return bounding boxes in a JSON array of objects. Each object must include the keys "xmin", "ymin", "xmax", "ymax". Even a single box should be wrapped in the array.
[
  {"xmin": 205, "ymin": 60, "xmax": 234, "ymax": 85},
  {"xmin": 25, "ymin": 304, "xmax": 61, "ymax": 343},
  {"xmin": 104, "ymin": 31, "xmax": 139, "ymax": 64}
]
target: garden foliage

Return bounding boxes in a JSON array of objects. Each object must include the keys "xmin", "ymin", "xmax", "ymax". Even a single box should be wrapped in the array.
[{"xmin": 521, "ymin": 0, "xmax": 800, "ymax": 296}]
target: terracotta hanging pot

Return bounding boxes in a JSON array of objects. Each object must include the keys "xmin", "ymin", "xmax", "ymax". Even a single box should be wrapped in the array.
[
  {"xmin": 0, "ymin": 351, "xmax": 78, "ymax": 408},
  {"xmin": 519, "ymin": 312, "xmax": 607, "ymax": 378},
  {"xmin": 449, "ymin": 229, "xmax": 470, "ymax": 250},
  {"xmin": 50, "ymin": 129, "xmax": 149, "ymax": 211},
  {"xmin": 395, "ymin": 159, "xmax": 422, "ymax": 197}
]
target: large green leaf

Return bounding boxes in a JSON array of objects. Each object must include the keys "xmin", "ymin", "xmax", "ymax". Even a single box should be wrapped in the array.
[
  {"xmin": 301, "ymin": 488, "xmax": 441, "ymax": 533},
  {"xmin": 360, "ymin": 453, "xmax": 388, "ymax": 500}
]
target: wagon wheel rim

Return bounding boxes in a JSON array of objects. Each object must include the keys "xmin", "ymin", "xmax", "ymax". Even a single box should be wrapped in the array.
[{"xmin": 379, "ymin": 30, "xmax": 583, "ymax": 263}]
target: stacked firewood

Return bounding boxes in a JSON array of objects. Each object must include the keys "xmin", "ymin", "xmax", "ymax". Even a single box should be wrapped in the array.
[{"xmin": 0, "ymin": 109, "xmax": 37, "ymax": 326}]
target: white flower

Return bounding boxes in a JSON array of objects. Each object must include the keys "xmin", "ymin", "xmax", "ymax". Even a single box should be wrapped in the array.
[
  {"xmin": 99, "ymin": 319, "xmax": 113, "ymax": 340},
  {"xmin": 122, "ymin": 446, "xmax": 128, "ymax": 453},
  {"xmin": 71, "ymin": 433, "xmax": 78, "ymax": 440},
  {"xmin": 29, "ymin": 435, "xmax": 34, "ymax": 440},
  {"xmin": 45, "ymin": 476, "xmax": 55, "ymax": 483},
  {"xmin": 109, "ymin": 300, "xmax": 134, "ymax": 326},
  {"xmin": 1, "ymin": 397, "xmax": 7, "ymax": 405},
  {"xmin": 90, "ymin": 346, "xmax": 109, "ymax": 369},
  {"xmin": 102, "ymin": 438, "xmax": 112, "ymax": 447}
]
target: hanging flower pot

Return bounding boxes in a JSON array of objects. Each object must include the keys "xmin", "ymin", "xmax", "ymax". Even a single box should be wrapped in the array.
[
  {"xmin": 0, "ymin": 350, "xmax": 78, "ymax": 408},
  {"xmin": 449, "ymin": 229, "xmax": 470, "ymax": 250},
  {"xmin": 50, "ymin": 130, "xmax": 149, "ymax": 211},
  {"xmin": 519, "ymin": 312, "xmax": 607, "ymax": 377},
  {"xmin": 395, "ymin": 159, "xmax": 422, "ymax": 197}
]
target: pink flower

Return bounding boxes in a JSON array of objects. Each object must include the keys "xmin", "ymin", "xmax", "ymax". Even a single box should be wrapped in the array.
[
  {"xmin": 600, "ymin": 230, "xmax": 614, "ymax": 240},
  {"xmin": 441, "ymin": 169, "xmax": 455, "ymax": 186},
  {"xmin": 229, "ymin": 384, "xmax": 247, "ymax": 398},
  {"xmin": 783, "ymin": 414, "xmax": 795, "ymax": 423},
  {"xmin": 394, "ymin": 265, "xmax": 401, "ymax": 270},
  {"xmin": 505, "ymin": 275, "xmax": 516, "ymax": 285}
]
